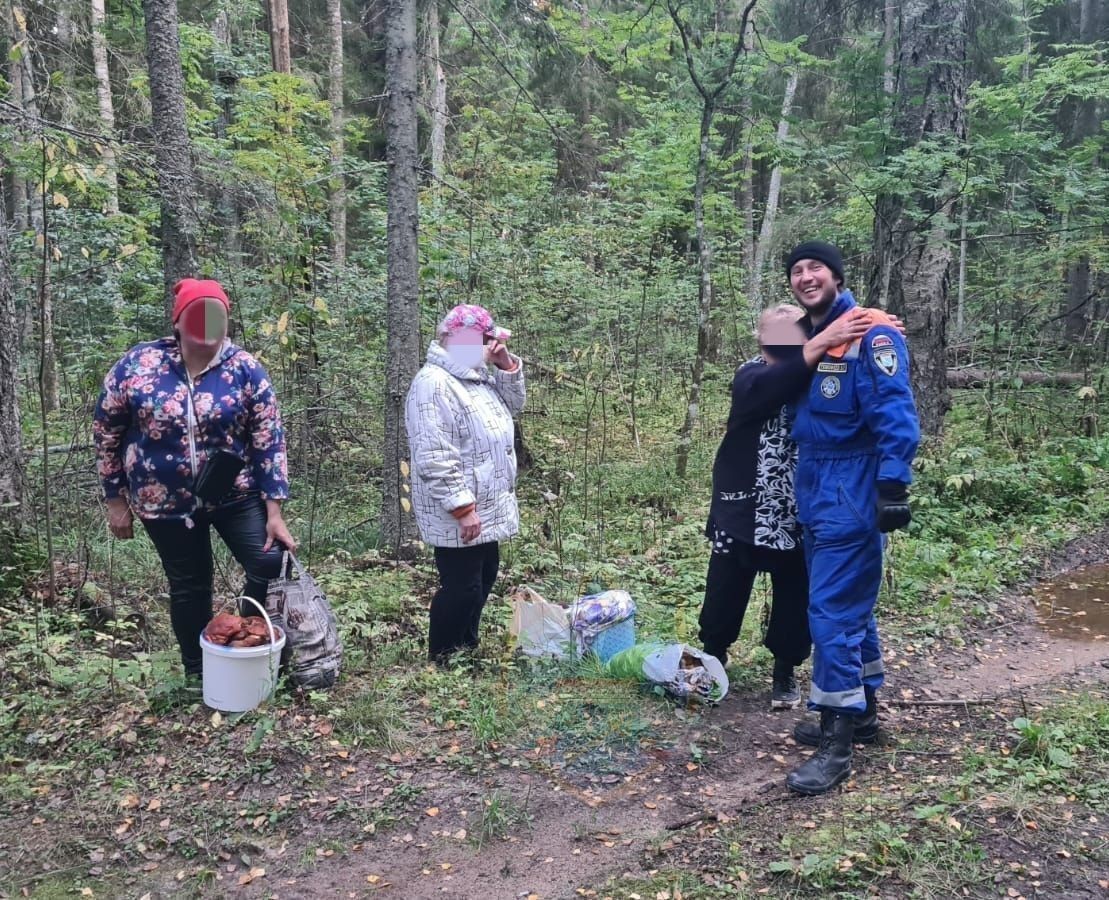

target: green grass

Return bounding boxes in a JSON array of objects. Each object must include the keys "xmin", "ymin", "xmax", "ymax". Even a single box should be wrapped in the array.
[
  {"xmin": 471, "ymin": 788, "xmax": 533, "ymax": 849},
  {"xmin": 1, "ymin": 391, "xmax": 1107, "ymax": 896},
  {"xmin": 680, "ymin": 691, "xmax": 1109, "ymax": 898}
]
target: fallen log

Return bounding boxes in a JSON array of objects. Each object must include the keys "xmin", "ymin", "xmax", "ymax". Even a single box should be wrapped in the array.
[{"xmin": 946, "ymin": 369, "xmax": 1088, "ymax": 389}]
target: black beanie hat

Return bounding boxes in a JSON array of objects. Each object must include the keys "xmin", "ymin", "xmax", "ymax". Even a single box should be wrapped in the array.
[{"xmin": 784, "ymin": 241, "xmax": 845, "ymax": 285}]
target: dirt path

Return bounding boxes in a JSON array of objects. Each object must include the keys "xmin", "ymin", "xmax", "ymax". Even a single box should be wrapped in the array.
[
  {"xmin": 290, "ymin": 696, "xmax": 794, "ymax": 899},
  {"xmin": 9, "ymin": 556, "xmax": 1105, "ymax": 900},
  {"xmin": 288, "ymin": 586, "xmax": 1109, "ymax": 899}
]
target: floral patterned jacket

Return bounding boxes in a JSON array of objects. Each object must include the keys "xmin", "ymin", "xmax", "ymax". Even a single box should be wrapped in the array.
[{"xmin": 93, "ymin": 338, "xmax": 289, "ymax": 520}]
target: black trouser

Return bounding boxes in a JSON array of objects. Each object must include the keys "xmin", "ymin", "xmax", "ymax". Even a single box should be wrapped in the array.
[
  {"xmin": 429, "ymin": 542, "xmax": 500, "ymax": 661},
  {"xmin": 141, "ymin": 494, "xmax": 284, "ymax": 675},
  {"xmin": 698, "ymin": 538, "xmax": 811, "ymax": 667}
]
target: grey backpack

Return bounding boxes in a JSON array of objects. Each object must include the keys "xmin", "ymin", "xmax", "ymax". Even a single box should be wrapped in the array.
[{"xmin": 266, "ymin": 553, "xmax": 342, "ymax": 689}]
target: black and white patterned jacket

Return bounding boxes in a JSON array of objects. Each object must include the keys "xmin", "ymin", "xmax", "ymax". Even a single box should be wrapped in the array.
[{"xmin": 706, "ymin": 354, "xmax": 812, "ymax": 551}]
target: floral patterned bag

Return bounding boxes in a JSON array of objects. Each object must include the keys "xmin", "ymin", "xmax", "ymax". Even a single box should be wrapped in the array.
[{"xmin": 265, "ymin": 553, "xmax": 342, "ymax": 689}]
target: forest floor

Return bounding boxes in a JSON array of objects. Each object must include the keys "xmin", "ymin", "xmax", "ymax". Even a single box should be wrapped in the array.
[{"xmin": 2, "ymin": 530, "xmax": 1108, "ymax": 900}]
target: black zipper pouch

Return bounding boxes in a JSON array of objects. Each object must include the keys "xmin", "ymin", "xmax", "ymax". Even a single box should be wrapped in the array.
[{"xmin": 193, "ymin": 449, "xmax": 246, "ymax": 502}]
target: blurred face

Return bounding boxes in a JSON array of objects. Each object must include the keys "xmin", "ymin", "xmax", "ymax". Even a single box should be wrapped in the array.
[
  {"xmin": 443, "ymin": 326, "xmax": 488, "ymax": 368},
  {"xmin": 178, "ymin": 298, "xmax": 228, "ymax": 352},
  {"xmin": 759, "ymin": 315, "xmax": 806, "ymax": 364},
  {"xmin": 789, "ymin": 259, "xmax": 839, "ymax": 316}
]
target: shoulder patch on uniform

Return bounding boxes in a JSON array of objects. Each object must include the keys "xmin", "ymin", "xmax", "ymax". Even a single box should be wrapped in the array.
[
  {"xmin": 817, "ymin": 361, "xmax": 848, "ymax": 374},
  {"xmin": 819, "ymin": 375, "xmax": 841, "ymax": 398},
  {"xmin": 870, "ymin": 334, "xmax": 894, "ymax": 349},
  {"xmin": 872, "ymin": 346, "xmax": 899, "ymax": 376}
]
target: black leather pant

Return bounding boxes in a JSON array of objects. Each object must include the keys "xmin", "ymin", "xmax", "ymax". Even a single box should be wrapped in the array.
[{"xmin": 141, "ymin": 494, "xmax": 284, "ymax": 675}]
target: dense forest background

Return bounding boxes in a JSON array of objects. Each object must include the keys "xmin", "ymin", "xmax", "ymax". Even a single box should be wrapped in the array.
[
  {"xmin": 1, "ymin": 0, "xmax": 1105, "ymax": 565},
  {"xmin": 1, "ymin": 1, "xmax": 1108, "ymax": 896}
]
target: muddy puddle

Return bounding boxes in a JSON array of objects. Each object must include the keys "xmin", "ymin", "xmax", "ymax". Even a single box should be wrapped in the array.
[{"xmin": 1034, "ymin": 564, "xmax": 1109, "ymax": 640}]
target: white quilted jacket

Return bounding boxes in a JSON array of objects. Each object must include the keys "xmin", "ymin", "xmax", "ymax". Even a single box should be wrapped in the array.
[{"xmin": 404, "ymin": 341, "xmax": 525, "ymax": 548}]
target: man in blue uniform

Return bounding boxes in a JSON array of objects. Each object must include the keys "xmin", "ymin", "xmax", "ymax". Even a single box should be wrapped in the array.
[{"xmin": 783, "ymin": 241, "xmax": 920, "ymax": 796}]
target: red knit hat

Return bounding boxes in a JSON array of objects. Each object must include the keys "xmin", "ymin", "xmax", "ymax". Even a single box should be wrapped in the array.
[{"xmin": 172, "ymin": 278, "xmax": 230, "ymax": 323}]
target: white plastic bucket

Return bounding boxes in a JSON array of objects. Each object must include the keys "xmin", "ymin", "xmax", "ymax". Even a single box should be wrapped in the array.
[{"xmin": 200, "ymin": 596, "xmax": 286, "ymax": 712}]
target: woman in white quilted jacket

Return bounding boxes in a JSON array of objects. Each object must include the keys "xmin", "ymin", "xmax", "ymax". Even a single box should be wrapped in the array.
[{"xmin": 404, "ymin": 304, "xmax": 526, "ymax": 662}]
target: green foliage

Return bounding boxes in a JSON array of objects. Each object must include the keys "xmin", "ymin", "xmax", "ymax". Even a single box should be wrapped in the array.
[
  {"xmin": 0, "ymin": 529, "xmax": 44, "ymax": 602},
  {"xmin": 964, "ymin": 700, "xmax": 1109, "ymax": 806},
  {"xmin": 471, "ymin": 788, "xmax": 532, "ymax": 849},
  {"xmin": 881, "ymin": 396, "xmax": 1109, "ymax": 621}
]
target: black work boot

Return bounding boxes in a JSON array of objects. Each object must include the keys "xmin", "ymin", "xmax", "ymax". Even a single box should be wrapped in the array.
[
  {"xmin": 794, "ymin": 687, "xmax": 879, "ymax": 746},
  {"xmin": 786, "ymin": 710, "xmax": 855, "ymax": 796},
  {"xmin": 771, "ymin": 659, "xmax": 801, "ymax": 709}
]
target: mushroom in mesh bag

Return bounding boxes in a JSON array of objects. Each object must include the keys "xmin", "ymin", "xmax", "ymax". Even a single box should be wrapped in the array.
[{"xmin": 603, "ymin": 643, "xmax": 729, "ymax": 704}]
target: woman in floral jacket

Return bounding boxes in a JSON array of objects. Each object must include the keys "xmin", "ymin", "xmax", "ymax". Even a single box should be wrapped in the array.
[
  {"xmin": 93, "ymin": 278, "xmax": 296, "ymax": 679},
  {"xmin": 405, "ymin": 304, "xmax": 525, "ymax": 662}
]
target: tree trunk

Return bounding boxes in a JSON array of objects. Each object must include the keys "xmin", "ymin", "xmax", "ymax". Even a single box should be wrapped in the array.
[
  {"xmin": 9, "ymin": 2, "xmax": 58, "ymax": 411},
  {"xmin": 737, "ymin": 18, "xmax": 755, "ymax": 295},
  {"xmin": 269, "ymin": 0, "xmax": 292, "ymax": 74},
  {"xmin": 869, "ymin": 0, "xmax": 967, "ymax": 437},
  {"xmin": 956, "ymin": 196, "xmax": 968, "ymax": 336},
  {"xmin": 882, "ymin": 2, "xmax": 897, "ymax": 97},
  {"xmin": 382, "ymin": 0, "xmax": 421, "ymax": 552},
  {"xmin": 675, "ymin": 99, "xmax": 715, "ymax": 479},
  {"xmin": 739, "ymin": 117, "xmax": 755, "ymax": 286},
  {"xmin": 328, "ymin": 0, "xmax": 346, "ymax": 266},
  {"xmin": 212, "ymin": 7, "xmax": 241, "ymax": 261},
  {"xmin": 426, "ymin": 0, "xmax": 448, "ymax": 180},
  {"xmin": 143, "ymin": 0, "xmax": 199, "ymax": 322},
  {"xmin": 749, "ymin": 68, "xmax": 799, "ymax": 309},
  {"xmin": 90, "ymin": 0, "xmax": 120, "ymax": 215},
  {"xmin": 0, "ymin": 160, "xmax": 24, "ymax": 530},
  {"xmin": 5, "ymin": 1, "xmax": 28, "ymax": 234},
  {"xmin": 1063, "ymin": 0, "xmax": 1100, "ymax": 340},
  {"xmin": 945, "ymin": 369, "xmax": 1086, "ymax": 389},
  {"xmin": 668, "ymin": 0, "xmax": 758, "ymax": 477},
  {"xmin": 55, "ymin": 1, "xmax": 80, "ymax": 126},
  {"xmin": 36, "ymin": 208, "xmax": 59, "ymax": 415}
]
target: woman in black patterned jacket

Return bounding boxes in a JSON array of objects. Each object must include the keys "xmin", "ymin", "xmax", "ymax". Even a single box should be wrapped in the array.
[{"xmin": 699, "ymin": 304, "xmax": 873, "ymax": 708}]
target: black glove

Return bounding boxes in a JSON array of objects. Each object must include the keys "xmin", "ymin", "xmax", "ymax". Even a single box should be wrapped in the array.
[{"xmin": 876, "ymin": 481, "xmax": 911, "ymax": 533}]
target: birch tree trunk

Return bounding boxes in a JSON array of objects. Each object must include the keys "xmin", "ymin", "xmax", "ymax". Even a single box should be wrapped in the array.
[
  {"xmin": 0, "ymin": 162, "xmax": 24, "ymax": 530},
  {"xmin": 382, "ymin": 0, "xmax": 421, "ymax": 551},
  {"xmin": 426, "ymin": 0, "xmax": 448, "ymax": 180},
  {"xmin": 869, "ymin": 0, "xmax": 967, "ymax": 437},
  {"xmin": 328, "ymin": 0, "xmax": 347, "ymax": 266},
  {"xmin": 269, "ymin": 0, "xmax": 292, "ymax": 74},
  {"xmin": 143, "ymin": 0, "xmax": 200, "ymax": 321},
  {"xmin": 749, "ymin": 68, "xmax": 799, "ymax": 309},
  {"xmin": 90, "ymin": 0, "xmax": 120, "ymax": 215}
]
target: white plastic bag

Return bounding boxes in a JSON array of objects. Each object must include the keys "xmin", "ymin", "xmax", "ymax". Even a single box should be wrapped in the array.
[
  {"xmin": 509, "ymin": 587, "xmax": 571, "ymax": 658},
  {"xmin": 605, "ymin": 642, "xmax": 729, "ymax": 703}
]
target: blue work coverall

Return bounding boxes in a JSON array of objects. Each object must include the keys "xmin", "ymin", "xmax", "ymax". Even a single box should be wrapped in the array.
[{"xmin": 792, "ymin": 291, "xmax": 920, "ymax": 713}]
